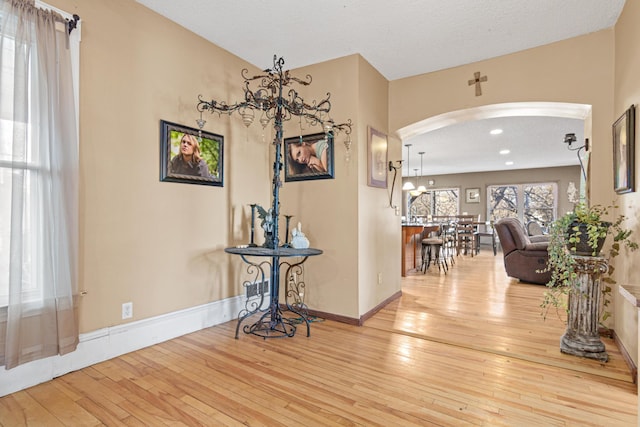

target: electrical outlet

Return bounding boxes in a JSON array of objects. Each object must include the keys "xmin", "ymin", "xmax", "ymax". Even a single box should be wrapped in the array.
[
  {"xmin": 378, "ymin": 273, "xmax": 383, "ymax": 285},
  {"xmin": 122, "ymin": 302, "xmax": 133, "ymax": 319}
]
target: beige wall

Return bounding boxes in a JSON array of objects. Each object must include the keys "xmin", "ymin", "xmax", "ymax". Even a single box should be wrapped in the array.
[
  {"xmin": 280, "ymin": 56, "xmax": 361, "ymax": 319},
  {"xmin": 355, "ymin": 56, "xmax": 402, "ymax": 315},
  {"xmin": 403, "ymin": 166, "xmax": 581, "ymax": 221},
  {"xmin": 390, "ymin": 30, "xmax": 614, "ymax": 135},
  {"xmin": 46, "ymin": 0, "xmax": 400, "ymax": 331},
  {"xmin": 279, "ymin": 55, "xmax": 402, "ymax": 318},
  {"xmin": 389, "ymin": 30, "xmax": 614, "ymax": 219},
  {"xmin": 611, "ymin": 0, "xmax": 640, "ymax": 366},
  {"xmin": 50, "ymin": 0, "xmax": 271, "ymax": 332}
]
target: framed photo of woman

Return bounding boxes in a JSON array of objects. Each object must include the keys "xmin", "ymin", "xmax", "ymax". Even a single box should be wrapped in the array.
[
  {"xmin": 284, "ymin": 132, "xmax": 335, "ymax": 182},
  {"xmin": 613, "ymin": 105, "xmax": 635, "ymax": 194},
  {"xmin": 160, "ymin": 120, "xmax": 224, "ymax": 187}
]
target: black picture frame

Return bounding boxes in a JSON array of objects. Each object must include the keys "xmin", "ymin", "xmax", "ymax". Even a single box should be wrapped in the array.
[
  {"xmin": 613, "ymin": 105, "xmax": 635, "ymax": 194},
  {"xmin": 284, "ymin": 132, "xmax": 335, "ymax": 182},
  {"xmin": 160, "ymin": 120, "xmax": 223, "ymax": 187}
]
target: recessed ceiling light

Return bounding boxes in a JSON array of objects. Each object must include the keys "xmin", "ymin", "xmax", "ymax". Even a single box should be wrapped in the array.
[
  {"xmin": 499, "ymin": 149, "xmax": 510, "ymax": 155},
  {"xmin": 505, "ymin": 161, "xmax": 514, "ymax": 166},
  {"xmin": 490, "ymin": 129, "xmax": 503, "ymax": 135}
]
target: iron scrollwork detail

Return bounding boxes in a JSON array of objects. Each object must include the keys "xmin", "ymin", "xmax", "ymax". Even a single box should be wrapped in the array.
[
  {"xmin": 234, "ymin": 253, "xmax": 312, "ymax": 339},
  {"xmin": 282, "ymin": 261, "xmax": 308, "ymax": 316}
]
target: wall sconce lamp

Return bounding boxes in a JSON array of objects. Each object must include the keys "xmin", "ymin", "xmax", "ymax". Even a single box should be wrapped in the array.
[
  {"xmin": 564, "ymin": 133, "xmax": 588, "ymax": 181},
  {"xmin": 388, "ymin": 160, "xmax": 403, "ymax": 209}
]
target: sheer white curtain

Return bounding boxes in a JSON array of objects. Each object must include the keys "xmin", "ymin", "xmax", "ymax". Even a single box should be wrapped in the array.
[{"xmin": 0, "ymin": 0, "xmax": 78, "ymax": 369}]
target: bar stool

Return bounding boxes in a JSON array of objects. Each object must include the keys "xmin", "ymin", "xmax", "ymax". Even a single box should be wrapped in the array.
[
  {"xmin": 421, "ymin": 225, "xmax": 447, "ymax": 273},
  {"xmin": 440, "ymin": 221, "xmax": 456, "ymax": 266}
]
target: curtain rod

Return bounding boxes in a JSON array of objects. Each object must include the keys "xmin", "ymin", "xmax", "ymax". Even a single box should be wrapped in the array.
[{"xmin": 67, "ymin": 14, "xmax": 79, "ymax": 34}]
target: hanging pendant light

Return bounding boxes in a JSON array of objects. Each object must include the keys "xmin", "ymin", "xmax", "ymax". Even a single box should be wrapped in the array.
[
  {"xmin": 416, "ymin": 151, "xmax": 427, "ymax": 193},
  {"xmin": 410, "ymin": 169, "xmax": 422, "ymax": 196},
  {"xmin": 402, "ymin": 144, "xmax": 415, "ymax": 191}
]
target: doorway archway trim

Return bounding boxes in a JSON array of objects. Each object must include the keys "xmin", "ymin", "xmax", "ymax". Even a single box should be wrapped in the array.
[{"xmin": 396, "ymin": 102, "xmax": 592, "ymax": 141}]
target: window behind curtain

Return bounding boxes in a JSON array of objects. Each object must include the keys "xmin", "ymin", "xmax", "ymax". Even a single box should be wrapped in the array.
[
  {"xmin": 0, "ymin": 10, "xmax": 28, "ymax": 307},
  {"xmin": 0, "ymin": 1, "xmax": 80, "ymax": 307}
]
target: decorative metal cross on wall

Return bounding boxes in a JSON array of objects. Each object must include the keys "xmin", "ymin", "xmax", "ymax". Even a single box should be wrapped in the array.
[{"xmin": 468, "ymin": 71, "xmax": 487, "ymax": 96}]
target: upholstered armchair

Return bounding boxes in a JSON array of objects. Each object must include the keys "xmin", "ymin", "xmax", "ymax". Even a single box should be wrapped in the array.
[{"xmin": 494, "ymin": 218, "xmax": 551, "ymax": 285}]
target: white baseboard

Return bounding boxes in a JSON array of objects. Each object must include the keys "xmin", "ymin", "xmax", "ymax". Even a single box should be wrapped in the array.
[{"xmin": 0, "ymin": 295, "xmax": 245, "ymax": 397}]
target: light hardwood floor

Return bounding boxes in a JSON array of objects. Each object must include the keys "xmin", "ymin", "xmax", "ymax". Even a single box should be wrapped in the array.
[{"xmin": 0, "ymin": 250, "xmax": 637, "ymax": 426}]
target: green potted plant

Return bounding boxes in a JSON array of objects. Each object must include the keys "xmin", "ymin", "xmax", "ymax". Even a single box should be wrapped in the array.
[{"xmin": 542, "ymin": 201, "xmax": 638, "ymax": 321}]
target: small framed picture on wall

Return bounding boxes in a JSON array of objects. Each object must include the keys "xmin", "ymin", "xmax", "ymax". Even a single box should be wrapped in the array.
[
  {"xmin": 283, "ymin": 132, "xmax": 335, "ymax": 182},
  {"xmin": 466, "ymin": 188, "xmax": 480, "ymax": 203}
]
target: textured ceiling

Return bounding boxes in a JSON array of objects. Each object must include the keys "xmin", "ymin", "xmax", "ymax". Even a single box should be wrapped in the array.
[
  {"xmin": 135, "ymin": 0, "xmax": 624, "ymax": 80},
  {"xmin": 135, "ymin": 0, "xmax": 624, "ymax": 175}
]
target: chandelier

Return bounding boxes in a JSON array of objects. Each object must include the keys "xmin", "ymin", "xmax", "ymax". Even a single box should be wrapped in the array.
[{"xmin": 196, "ymin": 55, "xmax": 352, "ymax": 249}]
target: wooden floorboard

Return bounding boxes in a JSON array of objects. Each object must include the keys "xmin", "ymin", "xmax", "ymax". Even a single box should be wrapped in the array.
[
  {"xmin": 387, "ymin": 250, "xmax": 633, "ymax": 383},
  {"xmin": 0, "ymin": 250, "xmax": 637, "ymax": 426}
]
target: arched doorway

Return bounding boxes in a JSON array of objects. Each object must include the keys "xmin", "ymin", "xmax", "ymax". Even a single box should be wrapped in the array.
[{"xmin": 396, "ymin": 101, "xmax": 592, "ymax": 221}]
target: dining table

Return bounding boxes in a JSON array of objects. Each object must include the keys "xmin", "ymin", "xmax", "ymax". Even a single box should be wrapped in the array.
[{"xmin": 473, "ymin": 221, "xmax": 497, "ymax": 255}]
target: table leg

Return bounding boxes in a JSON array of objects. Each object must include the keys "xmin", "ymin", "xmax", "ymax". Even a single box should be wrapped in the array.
[
  {"xmin": 413, "ymin": 236, "xmax": 417, "ymax": 269},
  {"xmin": 401, "ymin": 233, "xmax": 406, "ymax": 277}
]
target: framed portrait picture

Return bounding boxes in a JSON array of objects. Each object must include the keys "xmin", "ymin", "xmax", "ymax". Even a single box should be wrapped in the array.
[
  {"xmin": 613, "ymin": 105, "xmax": 635, "ymax": 194},
  {"xmin": 284, "ymin": 132, "xmax": 334, "ymax": 182},
  {"xmin": 368, "ymin": 127, "xmax": 388, "ymax": 188},
  {"xmin": 160, "ymin": 120, "xmax": 223, "ymax": 186},
  {"xmin": 466, "ymin": 188, "xmax": 480, "ymax": 203}
]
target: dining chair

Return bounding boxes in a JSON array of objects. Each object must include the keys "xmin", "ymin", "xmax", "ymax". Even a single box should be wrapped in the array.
[{"xmin": 455, "ymin": 215, "xmax": 479, "ymax": 256}]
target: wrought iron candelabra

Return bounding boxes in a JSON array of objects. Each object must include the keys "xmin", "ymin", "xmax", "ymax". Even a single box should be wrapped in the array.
[{"xmin": 196, "ymin": 55, "xmax": 352, "ymax": 249}]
